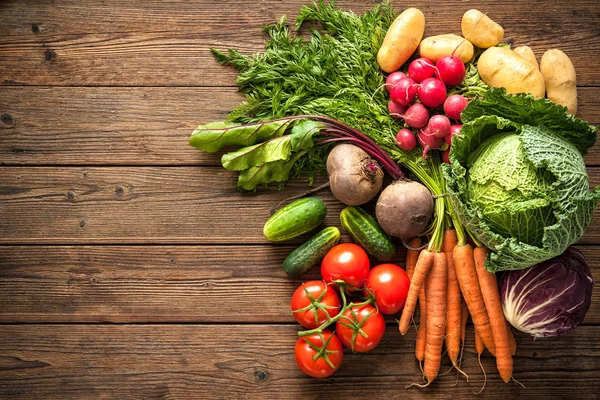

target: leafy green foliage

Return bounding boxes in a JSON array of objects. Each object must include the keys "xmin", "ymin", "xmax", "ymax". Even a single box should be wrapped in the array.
[
  {"xmin": 209, "ymin": 1, "xmax": 435, "ymax": 189},
  {"xmin": 444, "ymin": 89, "xmax": 600, "ymax": 272}
]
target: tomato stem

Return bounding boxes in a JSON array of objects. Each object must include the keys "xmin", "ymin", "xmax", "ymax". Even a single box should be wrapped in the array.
[{"xmin": 298, "ymin": 295, "xmax": 373, "ymax": 337}]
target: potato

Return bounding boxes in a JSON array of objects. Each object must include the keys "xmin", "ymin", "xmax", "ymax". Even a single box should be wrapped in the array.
[
  {"xmin": 461, "ymin": 9, "xmax": 504, "ymax": 49},
  {"xmin": 477, "ymin": 46, "xmax": 545, "ymax": 98},
  {"xmin": 513, "ymin": 46, "xmax": 539, "ymax": 70},
  {"xmin": 418, "ymin": 34, "xmax": 474, "ymax": 64},
  {"xmin": 540, "ymin": 49, "xmax": 577, "ymax": 115},
  {"xmin": 377, "ymin": 8, "xmax": 425, "ymax": 73}
]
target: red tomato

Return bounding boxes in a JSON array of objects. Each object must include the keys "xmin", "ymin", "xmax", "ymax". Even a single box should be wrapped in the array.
[
  {"xmin": 294, "ymin": 330, "xmax": 344, "ymax": 378},
  {"xmin": 363, "ymin": 264, "xmax": 410, "ymax": 315},
  {"xmin": 291, "ymin": 280, "xmax": 341, "ymax": 329},
  {"xmin": 321, "ymin": 243, "xmax": 370, "ymax": 290},
  {"xmin": 335, "ymin": 304, "xmax": 385, "ymax": 352}
]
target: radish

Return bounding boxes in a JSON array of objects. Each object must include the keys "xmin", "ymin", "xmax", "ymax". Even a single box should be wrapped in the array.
[
  {"xmin": 418, "ymin": 128, "xmax": 445, "ymax": 159},
  {"xmin": 395, "ymin": 128, "xmax": 417, "ymax": 151},
  {"xmin": 450, "ymin": 123, "xmax": 462, "ymax": 136},
  {"xmin": 385, "ymin": 71, "xmax": 408, "ymax": 92},
  {"xmin": 443, "ymin": 94, "xmax": 468, "ymax": 121},
  {"xmin": 408, "ymin": 57, "xmax": 436, "ymax": 83},
  {"xmin": 390, "ymin": 78, "xmax": 418, "ymax": 107},
  {"xmin": 402, "ymin": 102, "xmax": 429, "ymax": 128},
  {"xmin": 426, "ymin": 114, "xmax": 451, "ymax": 138},
  {"xmin": 436, "ymin": 55, "xmax": 466, "ymax": 86},
  {"xmin": 417, "ymin": 78, "xmax": 447, "ymax": 108},
  {"xmin": 441, "ymin": 148, "xmax": 451, "ymax": 164},
  {"xmin": 388, "ymin": 100, "xmax": 406, "ymax": 118}
]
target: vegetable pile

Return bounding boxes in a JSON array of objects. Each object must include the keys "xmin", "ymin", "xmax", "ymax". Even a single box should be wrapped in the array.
[{"xmin": 189, "ymin": 0, "xmax": 598, "ymax": 389}]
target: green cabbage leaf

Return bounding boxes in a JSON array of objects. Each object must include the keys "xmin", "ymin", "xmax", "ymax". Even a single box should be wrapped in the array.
[{"xmin": 444, "ymin": 88, "xmax": 600, "ymax": 272}]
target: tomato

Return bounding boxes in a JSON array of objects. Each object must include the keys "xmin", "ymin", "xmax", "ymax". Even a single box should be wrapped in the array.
[
  {"xmin": 335, "ymin": 304, "xmax": 385, "ymax": 352},
  {"xmin": 363, "ymin": 263, "xmax": 410, "ymax": 315},
  {"xmin": 321, "ymin": 243, "xmax": 370, "ymax": 290},
  {"xmin": 291, "ymin": 280, "xmax": 341, "ymax": 329},
  {"xmin": 294, "ymin": 330, "xmax": 344, "ymax": 378}
]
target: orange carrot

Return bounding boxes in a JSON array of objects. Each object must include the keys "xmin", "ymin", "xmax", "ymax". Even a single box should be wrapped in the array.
[
  {"xmin": 474, "ymin": 246, "xmax": 513, "ymax": 383},
  {"xmin": 415, "ymin": 287, "xmax": 427, "ymax": 362},
  {"xmin": 423, "ymin": 251, "xmax": 448, "ymax": 384},
  {"xmin": 506, "ymin": 320, "xmax": 516, "ymax": 356},
  {"xmin": 405, "ymin": 237, "xmax": 422, "ymax": 280},
  {"xmin": 474, "ymin": 329, "xmax": 487, "ymax": 394},
  {"xmin": 460, "ymin": 301, "xmax": 468, "ymax": 345},
  {"xmin": 443, "ymin": 229, "xmax": 461, "ymax": 367},
  {"xmin": 453, "ymin": 243, "xmax": 496, "ymax": 356},
  {"xmin": 474, "ymin": 328, "xmax": 484, "ymax": 355},
  {"xmin": 399, "ymin": 249, "xmax": 435, "ymax": 335}
]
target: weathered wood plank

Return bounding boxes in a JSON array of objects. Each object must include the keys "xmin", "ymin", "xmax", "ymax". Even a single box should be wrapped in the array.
[
  {"xmin": 2, "ymin": 166, "xmax": 600, "ymax": 244},
  {"xmin": 0, "ymin": 245, "xmax": 598, "ymax": 325},
  {"xmin": 0, "ymin": 324, "xmax": 598, "ymax": 399},
  {"xmin": 1, "ymin": 86, "xmax": 599, "ymax": 166},
  {"xmin": 1, "ymin": 0, "xmax": 598, "ymax": 86}
]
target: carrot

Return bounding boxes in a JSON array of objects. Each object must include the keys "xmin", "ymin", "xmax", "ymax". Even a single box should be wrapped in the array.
[
  {"xmin": 506, "ymin": 320, "xmax": 516, "ymax": 356},
  {"xmin": 453, "ymin": 243, "xmax": 496, "ymax": 356},
  {"xmin": 460, "ymin": 301, "xmax": 468, "ymax": 345},
  {"xmin": 474, "ymin": 246, "xmax": 513, "ymax": 383},
  {"xmin": 474, "ymin": 328, "xmax": 484, "ymax": 355},
  {"xmin": 405, "ymin": 237, "xmax": 422, "ymax": 280},
  {"xmin": 399, "ymin": 249, "xmax": 435, "ymax": 335},
  {"xmin": 406, "ymin": 237, "xmax": 426, "ymax": 362},
  {"xmin": 474, "ymin": 328, "xmax": 487, "ymax": 394},
  {"xmin": 415, "ymin": 287, "xmax": 427, "ymax": 362},
  {"xmin": 443, "ymin": 229, "xmax": 461, "ymax": 367},
  {"xmin": 423, "ymin": 251, "xmax": 448, "ymax": 384}
]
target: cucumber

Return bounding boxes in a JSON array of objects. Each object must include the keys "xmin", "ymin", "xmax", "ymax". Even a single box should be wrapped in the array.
[
  {"xmin": 281, "ymin": 226, "xmax": 340, "ymax": 278},
  {"xmin": 263, "ymin": 197, "xmax": 327, "ymax": 242},
  {"xmin": 340, "ymin": 206, "xmax": 396, "ymax": 261}
]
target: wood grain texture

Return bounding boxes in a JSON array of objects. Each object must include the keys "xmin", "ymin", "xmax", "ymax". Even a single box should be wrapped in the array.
[
  {"xmin": 1, "ymin": 166, "xmax": 600, "ymax": 244},
  {"xmin": 0, "ymin": 0, "xmax": 599, "ymax": 86},
  {"xmin": 0, "ymin": 245, "xmax": 598, "ymax": 325},
  {"xmin": 0, "ymin": 324, "xmax": 598, "ymax": 400},
  {"xmin": 1, "ymin": 86, "xmax": 599, "ymax": 166}
]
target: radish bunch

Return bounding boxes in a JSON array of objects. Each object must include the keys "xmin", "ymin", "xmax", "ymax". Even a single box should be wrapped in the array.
[{"xmin": 385, "ymin": 56, "xmax": 468, "ymax": 161}]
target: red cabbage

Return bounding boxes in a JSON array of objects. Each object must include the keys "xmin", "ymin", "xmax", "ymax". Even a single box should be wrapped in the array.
[{"xmin": 499, "ymin": 247, "xmax": 594, "ymax": 338}]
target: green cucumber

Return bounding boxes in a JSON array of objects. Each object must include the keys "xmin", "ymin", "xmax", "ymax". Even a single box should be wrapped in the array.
[
  {"xmin": 281, "ymin": 226, "xmax": 340, "ymax": 278},
  {"xmin": 263, "ymin": 197, "xmax": 327, "ymax": 242},
  {"xmin": 340, "ymin": 206, "xmax": 396, "ymax": 261}
]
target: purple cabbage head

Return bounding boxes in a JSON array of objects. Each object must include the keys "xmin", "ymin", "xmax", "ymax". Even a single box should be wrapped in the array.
[{"xmin": 499, "ymin": 247, "xmax": 594, "ymax": 338}]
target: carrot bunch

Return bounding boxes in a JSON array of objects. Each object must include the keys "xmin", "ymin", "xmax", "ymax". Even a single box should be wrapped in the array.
[{"xmin": 400, "ymin": 219, "xmax": 516, "ymax": 388}]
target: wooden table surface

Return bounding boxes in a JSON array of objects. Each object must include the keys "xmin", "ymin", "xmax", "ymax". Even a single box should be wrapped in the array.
[{"xmin": 1, "ymin": 1, "xmax": 599, "ymax": 398}]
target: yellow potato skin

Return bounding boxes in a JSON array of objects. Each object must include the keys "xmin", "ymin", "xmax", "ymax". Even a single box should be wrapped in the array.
[
  {"xmin": 461, "ymin": 9, "xmax": 504, "ymax": 49},
  {"xmin": 377, "ymin": 8, "xmax": 425, "ymax": 73},
  {"xmin": 513, "ymin": 46, "xmax": 539, "ymax": 70},
  {"xmin": 418, "ymin": 34, "xmax": 474, "ymax": 63},
  {"xmin": 477, "ymin": 46, "xmax": 545, "ymax": 98},
  {"xmin": 540, "ymin": 49, "xmax": 577, "ymax": 115}
]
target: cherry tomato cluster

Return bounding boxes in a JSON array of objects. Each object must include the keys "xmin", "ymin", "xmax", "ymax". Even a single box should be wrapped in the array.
[
  {"xmin": 292, "ymin": 243, "xmax": 410, "ymax": 378},
  {"xmin": 385, "ymin": 55, "xmax": 470, "ymax": 162}
]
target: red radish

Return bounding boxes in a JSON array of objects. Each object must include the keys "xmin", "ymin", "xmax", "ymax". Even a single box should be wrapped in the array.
[
  {"xmin": 386, "ymin": 71, "xmax": 408, "ymax": 92},
  {"xmin": 396, "ymin": 128, "xmax": 417, "ymax": 151},
  {"xmin": 442, "ymin": 148, "xmax": 451, "ymax": 164},
  {"xmin": 390, "ymin": 78, "xmax": 418, "ymax": 107},
  {"xmin": 418, "ymin": 128, "xmax": 445, "ymax": 159},
  {"xmin": 388, "ymin": 100, "xmax": 406, "ymax": 118},
  {"xmin": 450, "ymin": 123, "xmax": 462, "ymax": 136},
  {"xmin": 417, "ymin": 78, "xmax": 447, "ymax": 108},
  {"xmin": 443, "ymin": 94, "xmax": 468, "ymax": 121},
  {"xmin": 426, "ymin": 114, "xmax": 451, "ymax": 138},
  {"xmin": 402, "ymin": 102, "xmax": 429, "ymax": 128},
  {"xmin": 436, "ymin": 55, "xmax": 466, "ymax": 86},
  {"xmin": 408, "ymin": 58, "xmax": 437, "ymax": 83}
]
